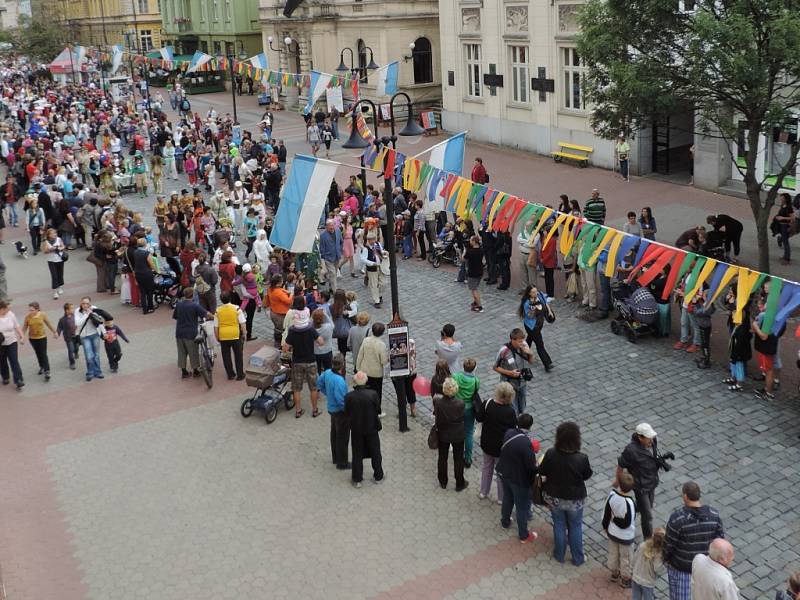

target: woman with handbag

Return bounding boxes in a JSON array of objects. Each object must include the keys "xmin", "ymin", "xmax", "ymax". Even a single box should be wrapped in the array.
[
  {"xmin": 518, "ymin": 285, "xmax": 554, "ymax": 372},
  {"xmin": 432, "ymin": 377, "xmax": 467, "ymax": 491},
  {"xmin": 538, "ymin": 421, "xmax": 593, "ymax": 566},
  {"xmin": 330, "ymin": 289, "xmax": 355, "ymax": 365},
  {"xmin": 477, "ymin": 382, "xmax": 518, "ymax": 503},
  {"xmin": 42, "ymin": 228, "xmax": 66, "ymax": 300}
]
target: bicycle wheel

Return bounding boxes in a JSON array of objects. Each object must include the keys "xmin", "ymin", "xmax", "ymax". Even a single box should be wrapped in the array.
[{"xmin": 201, "ymin": 342, "xmax": 213, "ymax": 389}]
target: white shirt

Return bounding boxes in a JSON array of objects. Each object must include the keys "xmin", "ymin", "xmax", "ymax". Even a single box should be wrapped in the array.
[
  {"xmin": 606, "ymin": 490, "xmax": 636, "ymax": 542},
  {"xmin": 74, "ymin": 306, "xmax": 100, "ymax": 337},
  {"xmin": 691, "ymin": 554, "xmax": 741, "ymax": 600},
  {"xmin": 0, "ymin": 311, "xmax": 21, "ymax": 345}
]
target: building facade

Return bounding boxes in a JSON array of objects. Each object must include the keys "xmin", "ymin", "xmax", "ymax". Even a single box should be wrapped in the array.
[
  {"xmin": 259, "ymin": 0, "xmax": 441, "ymax": 109},
  {"xmin": 56, "ymin": 0, "xmax": 163, "ymax": 51},
  {"xmin": 0, "ymin": 0, "xmax": 32, "ymax": 29},
  {"xmin": 160, "ymin": 0, "xmax": 261, "ymax": 58}
]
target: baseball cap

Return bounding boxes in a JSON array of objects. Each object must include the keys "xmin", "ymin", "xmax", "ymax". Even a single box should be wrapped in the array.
[{"xmin": 635, "ymin": 423, "xmax": 657, "ymax": 438}]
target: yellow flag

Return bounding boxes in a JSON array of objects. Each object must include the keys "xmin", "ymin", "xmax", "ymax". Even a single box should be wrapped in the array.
[
  {"xmin": 542, "ymin": 213, "xmax": 568, "ymax": 250},
  {"xmin": 529, "ymin": 208, "xmax": 554, "ymax": 241},
  {"xmin": 733, "ymin": 267, "xmax": 759, "ymax": 324},
  {"xmin": 588, "ymin": 228, "xmax": 618, "ymax": 267},
  {"xmin": 708, "ymin": 264, "xmax": 738, "ymax": 304},
  {"xmin": 604, "ymin": 233, "xmax": 625, "ymax": 277},
  {"xmin": 455, "ymin": 179, "xmax": 473, "ymax": 216},
  {"xmin": 683, "ymin": 259, "xmax": 718, "ymax": 306},
  {"xmin": 559, "ymin": 215, "xmax": 577, "ymax": 257},
  {"xmin": 488, "ymin": 192, "xmax": 507, "ymax": 229}
]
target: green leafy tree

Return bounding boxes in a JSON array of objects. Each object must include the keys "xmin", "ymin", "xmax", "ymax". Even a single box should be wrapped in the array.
[{"xmin": 577, "ymin": 0, "xmax": 800, "ymax": 272}]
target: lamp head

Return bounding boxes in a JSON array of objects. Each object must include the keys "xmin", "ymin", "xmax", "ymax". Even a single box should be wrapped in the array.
[
  {"xmin": 336, "ymin": 58, "xmax": 348, "ymax": 72},
  {"xmin": 342, "ymin": 122, "xmax": 371, "ymax": 149},
  {"xmin": 409, "ymin": 42, "xmax": 416, "ymax": 50},
  {"xmin": 284, "ymin": 36, "xmax": 293, "ymax": 46},
  {"xmin": 398, "ymin": 107, "xmax": 425, "ymax": 137},
  {"xmin": 267, "ymin": 35, "xmax": 274, "ymax": 43}
]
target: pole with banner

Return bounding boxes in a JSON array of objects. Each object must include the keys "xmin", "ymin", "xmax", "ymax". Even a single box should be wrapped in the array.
[{"xmin": 387, "ymin": 317, "xmax": 410, "ymax": 432}]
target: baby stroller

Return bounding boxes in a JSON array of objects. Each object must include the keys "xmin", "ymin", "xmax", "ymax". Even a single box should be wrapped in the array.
[
  {"xmin": 153, "ymin": 270, "xmax": 181, "ymax": 308},
  {"xmin": 701, "ymin": 230, "xmax": 726, "ymax": 260},
  {"xmin": 428, "ymin": 236, "xmax": 463, "ymax": 269},
  {"xmin": 240, "ymin": 345, "xmax": 295, "ymax": 424},
  {"xmin": 610, "ymin": 280, "xmax": 658, "ymax": 343}
]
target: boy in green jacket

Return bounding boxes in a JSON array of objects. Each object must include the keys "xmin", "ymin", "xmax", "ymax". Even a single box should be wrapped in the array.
[{"xmin": 453, "ymin": 358, "xmax": 480, "ymax": 467}]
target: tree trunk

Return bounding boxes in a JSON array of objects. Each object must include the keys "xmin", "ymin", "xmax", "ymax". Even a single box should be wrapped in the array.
[{"xmin": 747, "ymin": 187, "xmax": 771, "ymax": 273}]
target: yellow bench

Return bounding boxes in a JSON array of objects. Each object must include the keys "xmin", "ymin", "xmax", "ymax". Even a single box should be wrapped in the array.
[{"xmin": 552, "ymin": 142, "xmax": 593, "ymax": 167}]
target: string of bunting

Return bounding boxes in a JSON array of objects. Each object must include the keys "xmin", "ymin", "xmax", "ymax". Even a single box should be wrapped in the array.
[
  {"xmin": 356, "ymin": 138, "xmax": 800, "ymax": 333},
  {"xmin": 83, "ymin": 46, "xmax": 363, "ymax": 91}
]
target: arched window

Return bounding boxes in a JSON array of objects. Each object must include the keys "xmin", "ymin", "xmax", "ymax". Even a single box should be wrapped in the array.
[
  {"xmin": 412, "ymin": 37, "xmax": 433, "ymax": 84},
  {"xmin": 357, "ymin": 39, "xmax": 368, "ymax": 84}
]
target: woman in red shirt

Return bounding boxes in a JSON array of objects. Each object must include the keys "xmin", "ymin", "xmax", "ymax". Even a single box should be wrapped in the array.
[
  {"xmin": 540, "ymin": 226, "xmax": 558, "ymax": 298},
  {"xmin": 217, "ymin": 250, "xmax": 236, "ymax": 295}
]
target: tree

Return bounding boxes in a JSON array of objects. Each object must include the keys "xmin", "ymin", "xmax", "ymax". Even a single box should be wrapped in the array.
[
  {"xmin": 577, "ymin": 0, "xmax": 800, "ymax": 272},
  {"xmin": 14, "ymin": 12, "xmax": 70, "ymax": 62}
]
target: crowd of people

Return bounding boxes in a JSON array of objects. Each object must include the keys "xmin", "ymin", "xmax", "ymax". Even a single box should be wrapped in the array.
[{"xmin": 1, "ymin": 57, "xmax": 799, "ymax": 600}]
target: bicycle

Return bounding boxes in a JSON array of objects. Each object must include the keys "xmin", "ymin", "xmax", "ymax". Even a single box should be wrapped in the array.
[{"xmin": 195, "ymin": 320, "xmax": 215, "ymax": 389}]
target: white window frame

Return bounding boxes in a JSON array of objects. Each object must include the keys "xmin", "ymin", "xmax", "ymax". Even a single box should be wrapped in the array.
[
  {"xmin": 212, "ymin": 0, "xmax": 219, "ymax": 21},
  {"xmin": 137, "ymin": 0, "xmax": 148, "ymax": 14},
  {"xmin": 464, "ymin": 43, "xmax": 482, "ymax": 98},
  {"xmin": 509, "ymin": 45, "xmax": 529, "ymax": 104},
  {"xmin": 139, "ymin": 29, "xmax": 153, "ymax": 51},
  {"xmin": 224, "ymin": 0, "xmax": 231, "ymax": 21},
  {"xmin": 561, "ymin": 46, "xmax": 586, "ymax": 112},
  {"xmin": 200, "ymin": 0, "xmax": 206, "ymax": 22}
]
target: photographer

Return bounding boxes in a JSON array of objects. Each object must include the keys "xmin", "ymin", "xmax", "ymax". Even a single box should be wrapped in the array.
[
  {"xmin": 74, "ymin": 296, "xmax": 112, "ymax": 382},
  {"xmin": 493, "ymin": 328, "xmax": 534, "ymax": 415},
  {"xmin": 616, "ymin": 422, "xmax": 673, "ymax": 539}
]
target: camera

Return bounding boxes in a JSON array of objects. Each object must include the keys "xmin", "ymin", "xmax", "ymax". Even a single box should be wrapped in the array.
[
  {"xmin": 656, "ymin": 451, "xmax": 675, "ymax": 472},
  {"xmin": 520, "ymin": 367, "xmax": 533, "ymax": 382}
]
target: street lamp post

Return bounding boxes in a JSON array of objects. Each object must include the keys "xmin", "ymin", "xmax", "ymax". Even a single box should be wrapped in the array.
[
  {"xmin": 336, "ymin": 46, "xmax": 379, "ymax": 195},
  {"xmin": 342, "ymin": 94, "xmax": 424, "ymax": 432}
]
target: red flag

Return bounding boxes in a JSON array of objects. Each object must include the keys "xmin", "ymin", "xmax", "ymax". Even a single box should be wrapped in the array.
[
  {"xmin": 383, "ymin": 148, "xmax": 396, "ymax": 180},
  {"xmin": 351, "ymin": 78, "xmax": 359, "ymax": 101}
]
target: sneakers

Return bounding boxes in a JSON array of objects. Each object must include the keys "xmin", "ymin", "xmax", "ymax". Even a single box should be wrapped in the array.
[
  {"xmin": 685, "ymin": 344, "xmax": 699, "ymax": 353},
  {"xmin": 471, "ymin": 305, "xmax": 484, "ymax": 313},
  {"xmin": 754, "ymin": 388, "xmax": 775, "ymax": 401},
  {"xmin": 520, "ymin": 531, "xmax": 538, "ymax": 544},
  {"xmin": 673, "ymin": 341, "xmax": 687, "ymax": 350},
  {"xmin": 722, "ymin": 377, "xmax": 736, "ymax": 385},
  {"xmin": 378, "ymin": 412, "xmax": 386, "ymax": 418},
  {"xmin": 728, "ymin": 383, "xmax": 743, "ymax": 392},
  {"xmin": 478, "ymin": 493, "xmax": 488, "ymax": 500},
  {"xmin": 352, "ymin": 481, "xmax": 363, "ymax": 489},
  {"xmin": 609, "ymin": 572, "xmax": 620, "ymax": 583}
]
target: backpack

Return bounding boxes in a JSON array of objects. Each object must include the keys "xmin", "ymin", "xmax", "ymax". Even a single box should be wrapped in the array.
[
  {"xmin": 194, "ymin": 274, "xmax": 211, "ymax": 294},
  {"xmin": 602, "ymin": 491, "xmax": 635, "ymax": 532}
]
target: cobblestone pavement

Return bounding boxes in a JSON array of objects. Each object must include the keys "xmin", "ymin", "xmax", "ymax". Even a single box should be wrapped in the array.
[{"xmin": 0, "ymin": 91, "xmax": 798, "ymax": 600}]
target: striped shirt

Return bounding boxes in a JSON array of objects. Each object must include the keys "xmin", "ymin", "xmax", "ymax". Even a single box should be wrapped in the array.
[
  {"xmin": 664, "ymin": 505, "xmax": 725, "ymax": 573},
  {"xmin": 583, "ymin": 197, "xmax": 606, "ymax": 224}
]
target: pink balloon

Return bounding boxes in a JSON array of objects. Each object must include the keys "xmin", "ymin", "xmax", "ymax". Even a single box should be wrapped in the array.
[{"xmin": 412, "ymin": 376, "xmax": 432, "ymax": 397}]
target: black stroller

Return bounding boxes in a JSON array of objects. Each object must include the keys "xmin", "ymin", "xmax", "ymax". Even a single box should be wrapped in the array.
[
  {"xmin": 701, "ymin": 230, "xmax": 726, "ymax": 260},
  {"xmin": 610, "ymin": 280, "xmax": 659, "ymax": 343},
  {"xmin": 429, "ymin": 236, "xmax": 463, "ymax": 268}
]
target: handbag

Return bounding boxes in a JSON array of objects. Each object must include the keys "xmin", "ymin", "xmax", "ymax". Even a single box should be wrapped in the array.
[
  {"xmin": 472, "ymin": 390, "xmax": 486, "ymax": 422},
  {"xmin": 333, "ymin": 314, "xmax": 351, "ymax": 339},
  {"xmin": 544, "ymin": 304, "xmax": 556, "ymax": 323},
  {"xmin": 427, "ymin": 425, "xmax": 439, "ymax": 450},
  {"xmin": 531, "ymin": 474, "xmax": 546, "ymax": 506},
  {"xmin": 59, "ymin": 250, "xmax": 69, "ymax": 262},
  {"xmin": 566, "ymin": 271, "xmax": 578, "ymax": 296},
  {"xmin": 86, "ymin": 252, "xmax": 103, "ymax": 266}
]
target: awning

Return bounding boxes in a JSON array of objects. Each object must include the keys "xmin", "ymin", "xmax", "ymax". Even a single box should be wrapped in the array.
[{"xmin": 48, "ymin": 47, "xmax": 86, "ymax": 74}]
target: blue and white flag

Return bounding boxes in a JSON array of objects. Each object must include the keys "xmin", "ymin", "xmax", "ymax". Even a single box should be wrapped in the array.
[
  {"xmin": 159, "ymin": 46, "xmax": 175, "ymax": 63},
  {"xmin": 375, "ymin": 61, "xmax": 398, "ymax": 97},
  {"xmin": 270, "ymin": 155, "xmax": 339, "ymax": 253},
  {"xmin": 186, "ymin": 50, "xmax": 213, "ymax": 73},
  {"xmin": 304, "ymin": 70, "xmax": 330, "ymax": 114},
  {"xmin": 248, "ymin": 53, "xmax": 268, "ymax": 70},
  {"xmin": 110, "ymin": 44, "xmax": 124, "ymax": 74},
  {"xmin": 428, "ymin": 131, "xmax": 466, "ymax": 175},
  {"xmin": 73, "ymin": 45, "xmax": 87, "ymax": 66}
]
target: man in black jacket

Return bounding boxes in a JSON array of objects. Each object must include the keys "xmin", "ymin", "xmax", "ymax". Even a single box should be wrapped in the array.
[
  {"xmin": 265, "ymin": 164, "xmax": 282, "ymax": 212},
  {"xmin": 616, "ymin": 422, "xmax": 668, "ymax": 539},
  {"xmin": 277, "ymin": 140, "xmax": 287, "ymax": 176},
  {"xmin": 497, "ymin": 413, "xmax": 539, "ymax": 543},
  {"xmin": 345, "ymin": 371, "xmax": 384, "ymax": 488}
]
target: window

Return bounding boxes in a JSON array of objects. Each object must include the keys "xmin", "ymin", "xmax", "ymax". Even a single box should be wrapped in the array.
[
  {"xmin": 200, "ymin": 0, "xmax": 206, "ymax": 21},
  {"xmin": 212, "ymin": 0, "xmax": 219, "ymax": 21},
  {"xmin": 137, "ymin": 0, "xmax": 148, "ymax": 13},
  {"xmin": 357, "ymin": 39, "xmax": 368, "ymax": 84},
  {"xmin": 213, "ymin": 41, "xmax": 222, "ymax": 56},
  {"xmin": 139, "ymin": 29, "xmax": 153, "ymax": 51},
  {"xmin": 561, "ymin": 47, "xmax": 585, "ymax": 111},
  {"xmin": 464, "ymin": 43, "xmax": 481, "ymax": 97},
  {"xmin": 224, "ymin": 0, "xmax": 231, "ymax": 21},
  {"xmin": 509, "ymin": 45, "xmax": 528, "ymax": 103},
  {"xmin": 412, "ymin": 37, "xmax": 433, "ymax": 84},
  {"xmin": 200, "ymin": 41, "xmax": 208, "ymax": 53}
]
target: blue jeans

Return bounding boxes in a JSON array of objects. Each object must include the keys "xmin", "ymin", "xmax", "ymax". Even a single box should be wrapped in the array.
[
  {"xmin": 6, "ymin": 202, "xmax": 18, "ymax": 226},
  {"xmin": 65, "ymin": 336, "xmax": 79, "ymax": 366},
  {"xmin": 550, "ymin": 505, "xmax": 584, "ymax": 565},
  {"xmin": 500, "ymin": 479, "xmax": 531, "ymax": 540},
  {"xmin": 331, "ymin": 121, "xmax": 339, "ymax": 140},
  {"xmin": 81, "ymin": 333, "xmax": 104, "ymax": 378},
  {"xmin": 679, "ymin": 307, "xmax": 701, "ymax": 345},
  {"xmin": 463, "ymin": 406, "xmax": 475, "ymax": 464},
  {"xmin": 632, "ymin": 581, "xmax": 655, "ymax": 600},
  {"xmin": 403, "ymin": 233, "xmax": 413, "ymax": 258},
  {"xmin": 511, "ymin": 385, "xmax": 526, "ymax": 415}
]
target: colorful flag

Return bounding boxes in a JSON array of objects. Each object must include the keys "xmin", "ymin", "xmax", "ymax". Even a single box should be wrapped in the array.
[
  {"xmin": 269, "ymin": 155, "xmax": 339, "ymax": 253},
  {"xmin": 427, "ymin": 131, "xmax": 466, "ymax": 175},
  {"xmin": 305, "ymin": 70, "xmax": 331, "ymax": 114},
  {"xmin": 186, "ymin": 50, "xmax": 213, "ymax": 73},
  {"xmin": 248, "ymin": 53, "xmax": 268, "ymax": 70},
  {"xmin": 159, "ymin": 46, "xmax": 175, "ymax": 63},
  {"xmin": 72, "ymin": 45, "xmax": 87, "ymax": 66},
  {"xmin": 375, "ymin": 61, "xmax": 399, "ymax": 97},
  {"xmin": 110, "ymin": 44, "xmax": 124, "ymax": 74}
]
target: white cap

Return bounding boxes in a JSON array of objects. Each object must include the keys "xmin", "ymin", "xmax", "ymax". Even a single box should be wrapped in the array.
[
  {"xmin": 242, "ymin": 263, "xmax": 252, "ymax": 273},
  {"xmin": 635, "ymin": 423, "xmax": 657, "ymax": 438}
]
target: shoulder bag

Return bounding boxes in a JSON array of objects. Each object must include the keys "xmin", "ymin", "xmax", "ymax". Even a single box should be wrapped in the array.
[
  {"xmin": 531, "ymin": 474, "xmax": 546, "ymax": 506},
  {"xmin": 427, "ymin": 425, "xmax": 439, "ymax": 450}
]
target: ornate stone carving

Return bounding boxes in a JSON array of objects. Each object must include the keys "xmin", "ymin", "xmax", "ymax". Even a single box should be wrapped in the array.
[
  {"xmin": 505, "ymin": 6, "xmax": 528, "ymax": 33},
  {"xmin": 461, "ymin": 8, "xmax": 480, "ymax": 33},
  {"xmin": 558, "ymin": 4, "xmax": 581, "ymax": 32}
]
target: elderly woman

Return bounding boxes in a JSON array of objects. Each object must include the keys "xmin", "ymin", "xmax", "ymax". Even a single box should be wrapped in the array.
[
  {"xmin": 477, "ymin": 382, "xmax": 518, "ymax": 503},
  {"xmin": 538, "ymin": 421, "xmax": 593, "ymax": 566},
  {"xmin": 0, "ymin": 300, "xmax": 26, "ymax": 390},
  {"xmin": 433, "ymin": 377, "xmax": 467, "ymax": 491}
]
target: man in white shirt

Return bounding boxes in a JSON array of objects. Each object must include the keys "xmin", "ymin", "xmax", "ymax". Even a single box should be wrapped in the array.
[
  {"xmin": 73, "ymin": 296, "xmax": 107, "ymax": 381},
  {"xmin": 691, "ymin": 539, "xmax": 740, "ymax": 600}
]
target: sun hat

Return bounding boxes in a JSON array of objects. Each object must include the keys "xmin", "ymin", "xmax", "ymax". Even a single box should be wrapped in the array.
[{"xmin": 635, "ymin": 423, "xmax": 657, "ymax": 438}]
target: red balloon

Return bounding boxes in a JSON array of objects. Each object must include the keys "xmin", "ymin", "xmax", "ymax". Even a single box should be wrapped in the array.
[{"xmin": 412, "ymin": 376, "xmax": 432, "ymax": 397}]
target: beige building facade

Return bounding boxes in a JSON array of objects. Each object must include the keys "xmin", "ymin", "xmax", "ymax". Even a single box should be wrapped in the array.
[
  {"xmin": 0, "ymin": 0, "xmax": 32, "ymax": 29},
  {"xmin": 259, "ymin": 0, "xmax": 441, "ymax": 109}
]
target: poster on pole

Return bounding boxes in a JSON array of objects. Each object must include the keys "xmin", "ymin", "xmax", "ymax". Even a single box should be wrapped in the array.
[
  {"xmin": 325, "ymin": 86, "xmax": 344, "ymax": 112},
  {"xmin": 232, "ymin": 124, "xmax": 242, "ymax": 146},
  {"xmin": 387, "ymin": 321, "xmax": 410, "ymax": 377}
]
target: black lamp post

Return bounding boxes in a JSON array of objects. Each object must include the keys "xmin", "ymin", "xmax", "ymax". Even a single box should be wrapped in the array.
[{"xmin": 342, "ymin": 94, "xmax": 424, "ymax": 432}]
